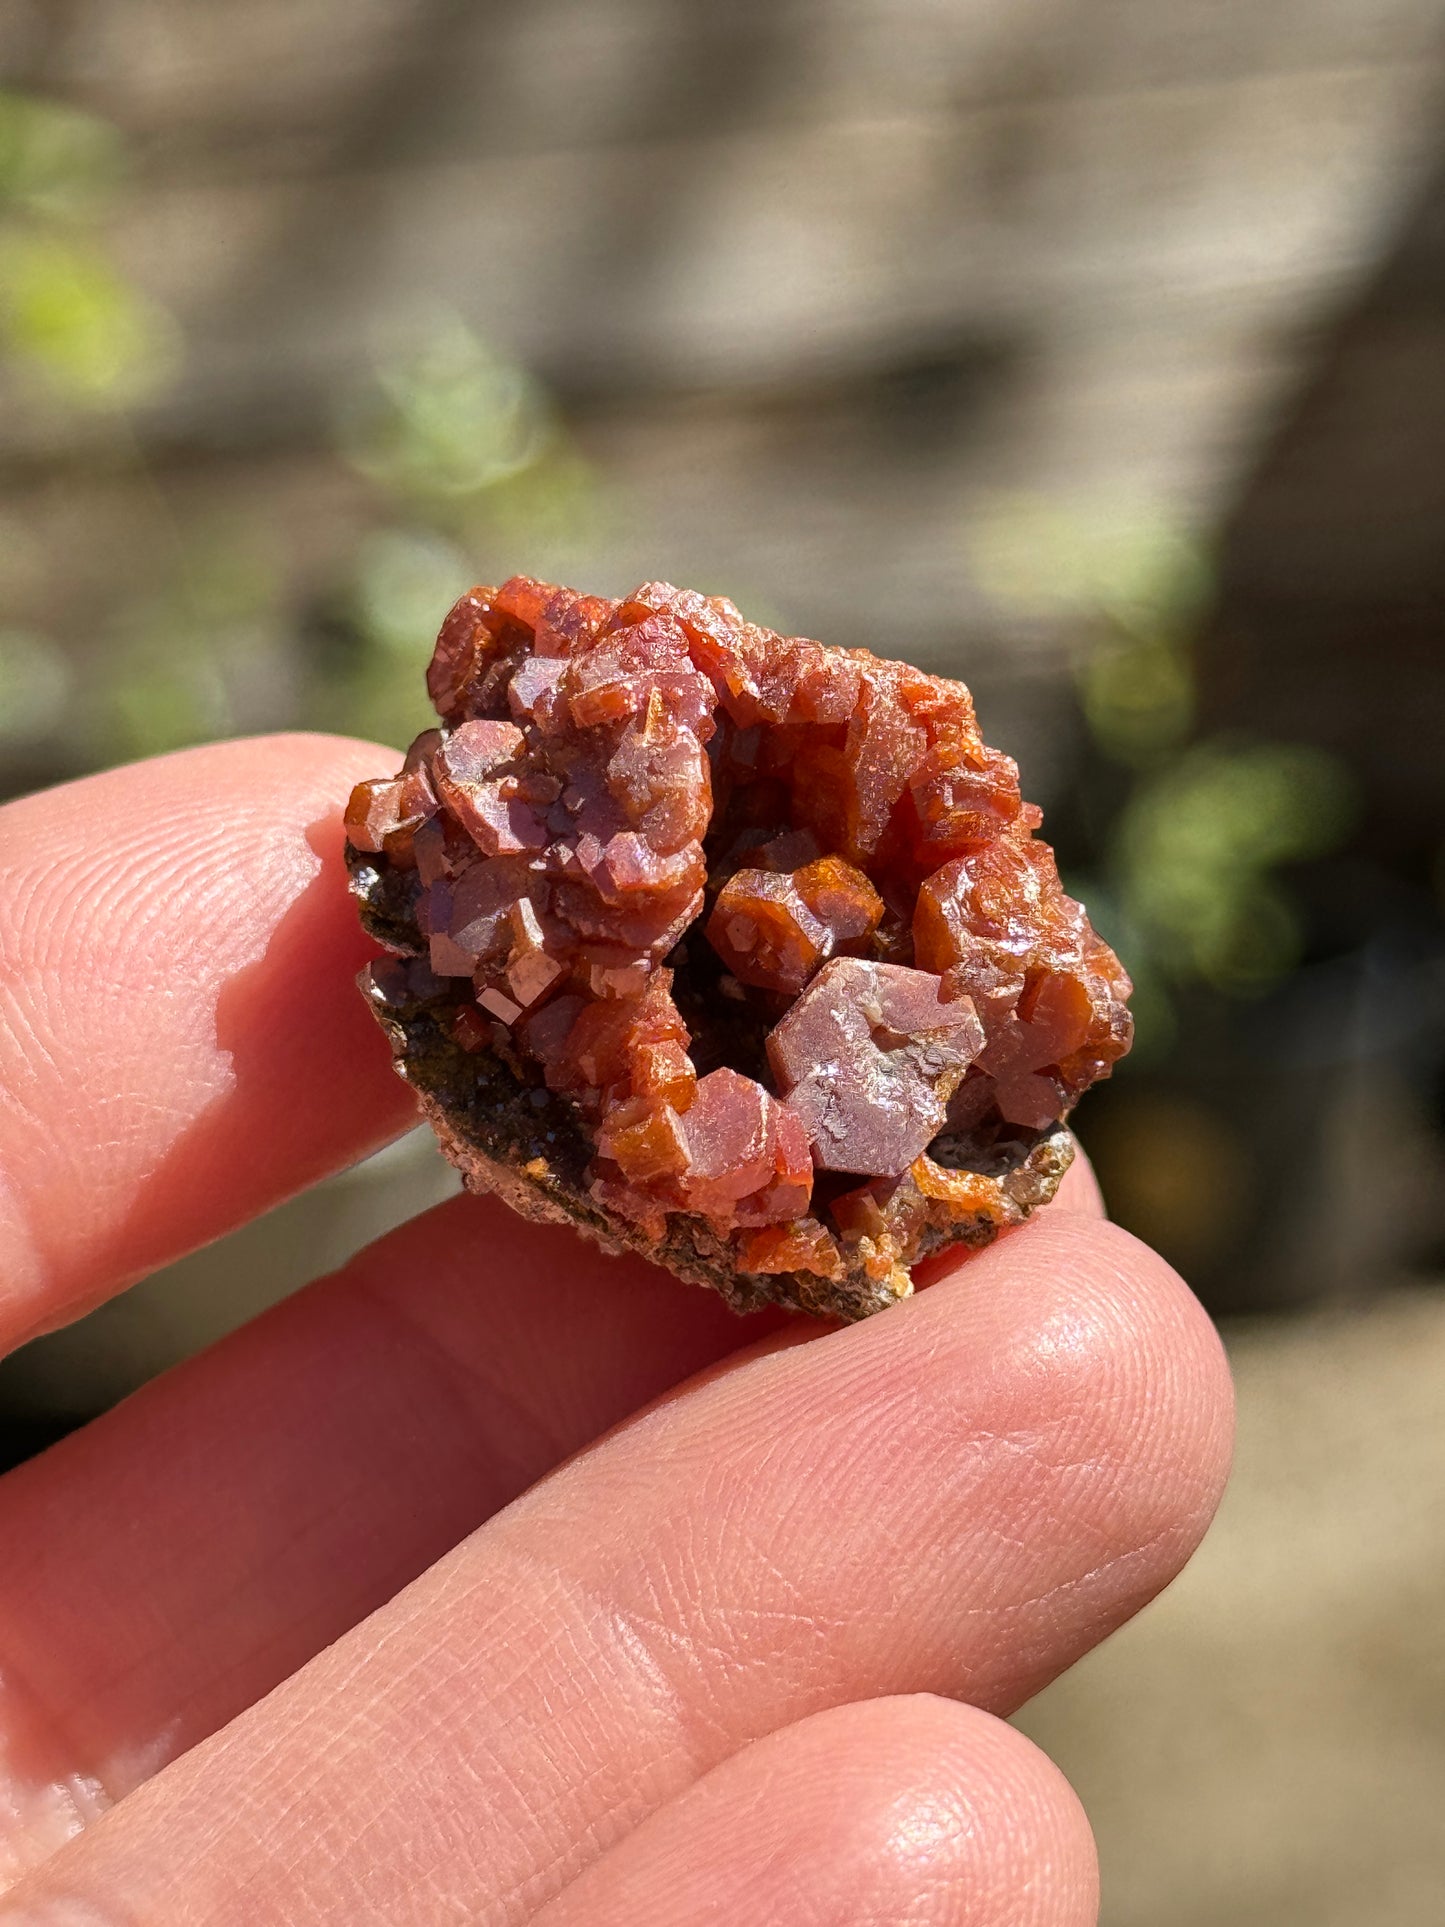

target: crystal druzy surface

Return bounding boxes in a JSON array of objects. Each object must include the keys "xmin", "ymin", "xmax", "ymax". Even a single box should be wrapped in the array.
[{"xmin": 346, "ymin": 577, "xmax": 1133, "ymax": 1318}]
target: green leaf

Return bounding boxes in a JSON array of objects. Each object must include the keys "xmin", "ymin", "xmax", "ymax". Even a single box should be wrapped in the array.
[
  {"xmin": 339, "ymin": 316, "xmax": 553, "ymax": 504},
  {"xmin": 0, "ymin": 91, "xmax": 123, "ymax": 222},
  {"xmin": 1080, "ymin": 636, "xmax": 1194, "ymax": 765},
  {"xmin": 1113, "ymin": 740, "xmax": 1357, "ymax": 994},
  {"xmin": 0, "ymin": 233, "xmax": 179, "ymax": 404}
]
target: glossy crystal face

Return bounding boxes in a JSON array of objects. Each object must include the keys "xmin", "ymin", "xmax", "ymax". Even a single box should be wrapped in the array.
[{"xmin": 346, "ymin": 577, "xmax": 1133, "ymax": 1289}]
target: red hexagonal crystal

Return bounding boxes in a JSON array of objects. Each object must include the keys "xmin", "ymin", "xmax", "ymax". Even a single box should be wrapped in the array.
[
  {"xmin": 767, "ymin": 958, "xmax": 985, "ymax": 1176},
  {"xmin": 347, "ymin": 575, "xmax": 1132, "ymax": 1319}
]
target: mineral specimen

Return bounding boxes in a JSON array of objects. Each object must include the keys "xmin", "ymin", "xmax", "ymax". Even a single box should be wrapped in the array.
[{"xmin": 346, "ymin": 577, "xmax": 1133, "ymax": 1319}]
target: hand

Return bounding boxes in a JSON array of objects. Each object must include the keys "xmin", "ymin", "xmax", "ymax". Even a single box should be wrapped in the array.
[{"xmin": 0, "ymin": 736, "xmax": 1233, "ymax": 1925}]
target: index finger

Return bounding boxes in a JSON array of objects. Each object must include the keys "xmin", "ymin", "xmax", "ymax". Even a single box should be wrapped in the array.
[{"xmin": 0, "ymin": 734, "xmax": 418, "ymax": 1351}]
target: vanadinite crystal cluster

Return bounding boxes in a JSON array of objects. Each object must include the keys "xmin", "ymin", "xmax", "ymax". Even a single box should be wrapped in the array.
[{"xmin": 346, "ymin": 577, "xmax": 1132, "ymax": 1319}]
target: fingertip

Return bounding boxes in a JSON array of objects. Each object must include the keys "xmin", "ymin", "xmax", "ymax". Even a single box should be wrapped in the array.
[
  {"xmin": 808, "ymin": 1212, "xmax": 1234, "ymax": 1710},
  {"xmin": 768, "ymin": 1697, "xmax": 1101, "ymax": 1927},
  {"xmin": 534, "ymin": 1694, "xmax": 1099, "ymax": 1927},
  {"xmin": 871, "ymin": 1697, "xmax": 1100, "ymax": 1927},
  {"xmin": 951, "ymin": 1213, "xmax": 1236, "ymax": 1662},
  {"xmin": 1012, "ymin": 1214, "xmax": 1236, "ymax": 1486}
]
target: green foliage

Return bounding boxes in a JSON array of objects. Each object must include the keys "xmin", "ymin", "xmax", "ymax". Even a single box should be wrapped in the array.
[
  {"xmin": 334, "ymin": 314, "xmax": 611, "ymax": 577},
  {"xmin": 0, "ymin": 232, "xmax": 177, "ymax": 403},
  {"xmin": 0, "ymin": 90, "xmax": 123, "ymax": 222},
  {"xmin": 1079, "ymin": 635, "xmax": 1194, "ymax": 766},
  {"xmin": 971, "ymin": 492, "xmax": 1208, "ymax": 768},
  {"xmin": 338, "ymin": 317, "xmax": 554, "ymax": 508},
  {"xmin": 971, "ymin": 490, "xmax": 1356, "ymax": 1026},
  {"xmin": 317, "ymin": 319, "xmax": 611, "ymax": 748},
  {"xmin": 0, "ymin": 97, "xmax": 612, "ymax": 776},
  {"xmin": 0, "ymin": 90, "xmax": 177, "ymax": 408},
  {"xmin": 1117, "ymin": 742, "xmax": 1356, "ymax": 994}
]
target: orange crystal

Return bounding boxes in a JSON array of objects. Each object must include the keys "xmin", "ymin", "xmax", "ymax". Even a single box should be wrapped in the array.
[{"xmin": 348, "ymin": 575, "xmax": 1133, "ymax": 1289}]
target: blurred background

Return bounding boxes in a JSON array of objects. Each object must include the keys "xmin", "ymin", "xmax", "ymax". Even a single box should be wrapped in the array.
[{"xmin": 0, "ymin": 2, "xmax": 1443, "ymax": 1921}]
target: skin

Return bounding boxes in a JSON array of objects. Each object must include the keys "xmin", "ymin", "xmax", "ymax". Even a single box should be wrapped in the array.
[{"xmin": 0, "ymin": 736, "xmax": 1234, "ymax": 1924}]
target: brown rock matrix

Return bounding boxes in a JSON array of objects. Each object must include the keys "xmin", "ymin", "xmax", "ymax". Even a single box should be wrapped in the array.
[{"xmin": 346, "ymin": 576, "xmax": 1132, "ymax": 1319}]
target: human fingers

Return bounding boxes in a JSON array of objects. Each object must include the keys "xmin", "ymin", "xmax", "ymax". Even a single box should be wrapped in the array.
[
  {"xmin": 0, "ymin": 734, "xmax": 417, "ymax": 1349},
  {"xmin": 533, "ymin": 1695, "xmax": 1098, "ymax": 1927},
  {"xmin": 0, "ymin": 1193, "xmax": 784, "ymax": 1885},
  {"xmin": 0, "ymin": 1163, "xmax": 1104, "ymax": 1877},
  {"xmin": 0, "ymin": 1148, "xmax": 1103, "ymax": 1875},
  {"xmin": 3, "ymin": 1215, "xmax": 1230, "ymax": 1923}
]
